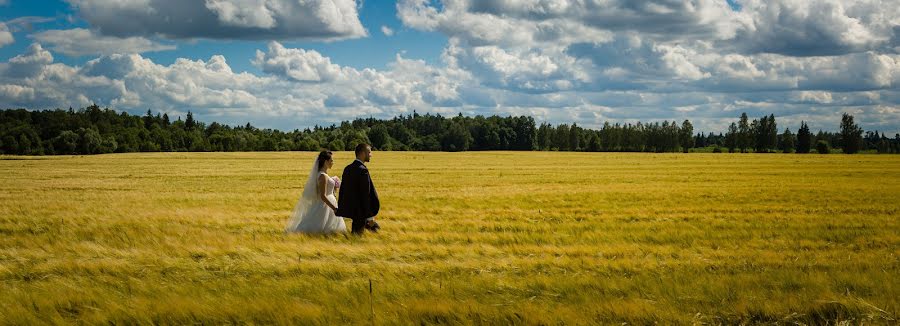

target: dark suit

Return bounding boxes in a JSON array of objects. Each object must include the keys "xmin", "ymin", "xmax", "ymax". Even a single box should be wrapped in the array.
[{"xmin": 336, "ymin": 159, "xmax": 380, "ymax": 234}]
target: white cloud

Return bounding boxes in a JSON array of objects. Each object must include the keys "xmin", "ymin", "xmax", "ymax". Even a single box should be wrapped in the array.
[
  {"xmin": 252, "ymin": 41, "xmax": 347, "ymax": 82},
  {"xmin": 733, "ymin": 0, "xmax": 898, "ymax": 56},
  {"xmin": 397, "ymin": 0, "xmax": 900, "ymax": 95},
  {"xmin": 0, "ymin": 84, "xmax": 35, "ymax": 102},
  {"xmin": 0, "ymin": 23, "xmax": 13, "ymax": 48},
  {"xmin": 65, "ymin": 0, "xmax": 367, "ymax": 41},
  {"xmin": 205, "ymin": 0, "xmax": 279, "ymax": 28},
  {"xmin": 2, "ymin": 38, "xmax": 898, "ymax": 133},
  {"xmin": 381, "ymin": 25, "xmax": 394, "ymax": 36},
  {"xmin": 0, "ymin": 42, "xmax": 472, "ymax": 127},
  {"xmin": 33, "ymin": 28, "xmax": 175, "ymax": 56}
]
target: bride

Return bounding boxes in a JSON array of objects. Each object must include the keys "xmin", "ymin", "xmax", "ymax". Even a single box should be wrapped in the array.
[{"xmin": 285, "ymin": 150, "xmax": 347, "ymax": 234}]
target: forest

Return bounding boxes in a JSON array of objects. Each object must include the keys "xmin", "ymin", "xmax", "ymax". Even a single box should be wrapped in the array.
[{"xmin": 1, "ymin": 105, "xmax": 898, "ymax": 155}]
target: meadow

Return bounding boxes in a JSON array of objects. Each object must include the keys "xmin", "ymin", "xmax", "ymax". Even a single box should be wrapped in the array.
[{"xmin": 0, "ymin": 151, "xmax": 897, "ymax": 324}]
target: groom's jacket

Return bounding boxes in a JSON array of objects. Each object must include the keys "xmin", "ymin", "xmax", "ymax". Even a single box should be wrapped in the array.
[{"xmin": 336, "ymin": 160, "xmax": 380, "ymax": 220}]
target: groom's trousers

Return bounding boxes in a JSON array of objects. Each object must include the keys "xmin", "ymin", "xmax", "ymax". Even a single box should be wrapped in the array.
[{"xmin": 350, "ymin": 217, "xmax": 374, "ymax": 234}]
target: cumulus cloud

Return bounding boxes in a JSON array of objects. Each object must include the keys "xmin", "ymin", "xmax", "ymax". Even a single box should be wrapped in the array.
[
  {"xmin": 398, "ymin": 0, "xmax": 900, "ymax": 94},
  {"xmin": 392, "ymin": 0, "xmax": 900, "ymax": 133},
  {"xmin": 401, "ymin": 0, "xmax": 896, "ymax": 56},
  {"xmin": 66, "ymin": 0, "xmax": 367, "ymax": 41},
  {"xmin": 205, "ymin": 0, "xmax": 279, "ymax": 28},
  {"xmin": 0, "ymin": 42, "xmax": 475, "ymax": 127},
  {"xmin": 33, "ymin": 28, "xmax": 176, "ymax": 56},
  {"xmin": 733, "ymin": 0, "xmax": 899, "ymax": 56},
  {"xmin": 252, "ymin": 41, "xmax": 348, "ymax": 82},
  {"xmin": 0, "ymin": 23, "xmax": 12, "ymax": 48},
  {"xmin": 381, "ymin": 25, "xmax": 394, "ymax": 36}
]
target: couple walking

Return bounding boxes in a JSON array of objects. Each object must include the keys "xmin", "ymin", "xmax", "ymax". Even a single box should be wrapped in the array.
[{"xmin": 285, "ymin": 143, "xmax": 381, "ymax": 235}]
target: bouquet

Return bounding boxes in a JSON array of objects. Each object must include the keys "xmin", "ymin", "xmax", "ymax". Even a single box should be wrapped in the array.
[{"xmin": 332, "ymin": 176, "xmax": 341, "ymax": 189}]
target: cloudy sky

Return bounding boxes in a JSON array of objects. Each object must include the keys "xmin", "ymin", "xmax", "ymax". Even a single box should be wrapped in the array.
[{"xmin": 1, "ymin": 0, "xmax": 898, "ymax": 134}]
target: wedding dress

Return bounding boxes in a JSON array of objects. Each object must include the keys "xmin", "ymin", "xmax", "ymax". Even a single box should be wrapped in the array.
[{"xmin": 285, "ymin": 159, "xmax": 347, "ymax": 234}]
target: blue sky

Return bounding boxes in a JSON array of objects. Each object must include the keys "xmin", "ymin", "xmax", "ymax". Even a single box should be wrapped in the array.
[
  {"xmin": 0, "ymin": 0, "xmax": 898, "ymax": 134},
  {"xmin": 0, "ymin": 0, "xmax": 447, "ymax": 72}
]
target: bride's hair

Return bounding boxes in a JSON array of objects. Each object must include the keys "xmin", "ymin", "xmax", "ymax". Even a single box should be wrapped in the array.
[{"xmin": 317, "ymin": 150, "xmax": 333, "ymax": 170}]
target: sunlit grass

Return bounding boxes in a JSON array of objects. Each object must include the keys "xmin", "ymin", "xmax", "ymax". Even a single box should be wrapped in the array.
[{"xmin": 1, "ymin": 151, "xmax": 898, "ymax": 324}]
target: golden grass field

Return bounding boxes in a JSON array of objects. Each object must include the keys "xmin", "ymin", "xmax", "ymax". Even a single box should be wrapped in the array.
[{"xmin": 1, "ymin": 151, "xmax": 898, "ymax": 324}]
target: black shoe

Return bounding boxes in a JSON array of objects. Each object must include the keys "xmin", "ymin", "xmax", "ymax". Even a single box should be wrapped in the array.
[{"xmin": 365, "ymin": 221, "xmax": 380, "ymax": 233}]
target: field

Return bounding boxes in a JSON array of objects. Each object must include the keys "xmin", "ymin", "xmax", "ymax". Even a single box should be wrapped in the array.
[{"xmin": 1, "ymin": 151, "xmax": 898, "ymax": 324}]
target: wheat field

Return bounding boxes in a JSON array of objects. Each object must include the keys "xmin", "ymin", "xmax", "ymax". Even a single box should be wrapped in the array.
[{"xmin": 0, "ymin": 151, "xmax": 898, "ymax": 324}]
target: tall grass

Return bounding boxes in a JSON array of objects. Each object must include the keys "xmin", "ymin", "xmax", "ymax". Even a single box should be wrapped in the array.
[{"xmin": 1, "ymin": 152, "xmax": 897, "ymax": 324}]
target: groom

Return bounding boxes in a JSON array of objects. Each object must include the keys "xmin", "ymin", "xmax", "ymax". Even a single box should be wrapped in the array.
[{"xmin": 337, "ymin": 143, "xmax": 381, "ymax": 235}]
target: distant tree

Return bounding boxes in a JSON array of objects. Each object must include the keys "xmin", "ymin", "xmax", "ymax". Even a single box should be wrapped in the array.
[
  {"xmin": 296, "ymin": 136, "xmax": 320, "ymax": 151},
  {"xmin": 441, "ymin": 121, "xmax": 470, "ymax": 152},
  {"xmin": 680, "ymin": 120, "xmax": 694, "ymax": 153},
  {"xmin": 185, "ymin": 111, "xmax": 196, "ymax": 131},
  {"xmin": 420, "ymin": 134, "xmax": 441, "ymax": 151},
  {"xmin": 780, "ymin": 128, "xmax": 794, "ymax": 153},
  {"xmin": 816, "ymin": 140, "xmax": 831, "ymax": 154},
  {"xmin": 586, "ymin": 133, "xmax": 601, "ymax": 152},
  {"xmin": 78, "ymin": 127, "xmax": 103, "ymax": 154},
  {"xmin": 569, "ymin": 123, "xmax": 581, "ymax": 151},
  {"xmin": 536, "ymin": 122, "xmax": 553, "ymax": 150},
  {"xmin": 144, "ymin": 109, "xmax": 155, "ymax": 129},
  {"xmin": 343, "ymin": 130, "xmax": 371, "ymax": 151},
  {"xmin": 737, "ymin": 112, "xmax": 751, "ymax": 153},
  {"xmin": 766, "ymin": 114, "xmax": 777, "ymax": 152},
  {"xmin": 327, "ymin": 139, "xmax": 345, "ymax": 152},
  {"xmin": 725, "ymin": 122, "xmax": 738, "ymax": 153},
  {"xmin": 797, "ymin": 121, "xmax": 812, "ymax": 153},
  {"xmin": 839, "ymin": 113, "xmax": 863, "ymax": 154},
  {"xmin": 554, "ymin": 123, "xmax": 569, "ymax": 151},
  {"xmin": 0, "ymin": 135, "xmax": 15, "ymax": 154},
  {"xmin": 895, "ymin": 134, "xmax": 900, "ymax": 154},
  {"xmin": 99, "ymin": 135, "xmax": 118, "ymax": 153},
  {"xmin": 368, "ymin": 124, "xmax": 391, "ymax": 150},
  {"xmin": 52, "ymin": 130, "xmax": 79, "ymax": 154},
  {"xmin": 17, "ymin": 134, "xmax": 32, "ymax": 155}
]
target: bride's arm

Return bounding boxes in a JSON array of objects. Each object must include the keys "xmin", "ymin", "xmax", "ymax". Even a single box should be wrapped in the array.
[{"xmin": 318, "ymin": 174, "xmax": 338, "ymax": 211}]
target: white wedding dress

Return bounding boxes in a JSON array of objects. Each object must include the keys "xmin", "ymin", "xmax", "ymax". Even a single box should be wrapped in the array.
[{"xmin": 285, "ymin": 161, "xmax": 347, "ymax": 234}]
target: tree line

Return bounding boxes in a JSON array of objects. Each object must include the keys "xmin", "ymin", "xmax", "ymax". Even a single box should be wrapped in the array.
[{"xmin": 1, "ymin": 105, "xmax": 898, "ymax": 155}]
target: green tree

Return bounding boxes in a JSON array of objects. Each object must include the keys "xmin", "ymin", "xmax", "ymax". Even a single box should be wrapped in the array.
[
  {"xmin": 816, "ymin": 140, "xmax": 830, "ymax": 154},
  {"xmin": 52, "ymin": 130, "xmax": 79, "ymax": 154},
  {"xmin": 368, "ymin": 124, "xmax": 391, "ymax": 150},
  {"xmin": 185, "ymin": 111, "xmax": 196, "ymax": 131},
  {"xmin": 839, "ymin": 113, "xmax": 863, "ymax": 154},
  {"xmin": 0, "ymin": 135, "xmax": 15, "ymax": 154},
  {"xmin": 78, "ymin": 127, "xmax": 102, "ymax": 154},
  {"xmin": 680, "ymin": 120, "xmax": 694, "ymax": 153},
  {"xmin": 297, "ymin": 137, "xmax": 320, "ymax": 151},
  {"xmin": 17, "ymin": 134, "xmax": 32, "ymax": 155},
  {"xmin": 767, "ymin": 114, "xmax": 778, "ymax": 152},
  {"xmin": 586, "ymin": 132, "xmax": 601, "ymax": 152},
  {"xmin": 327, "ymin": 139, "xmax": 345, "ymax": 151},
  {"xmin": 737, "ymin": 113, "xmax": 751, "ymax": 152},
  {"xmin": 780, "ymin": 128, "xmax": 794, "ymax": 153},
  {"xmin": 569, "ymin": 123, "xmax": 581, "ymax": 151},
  {"xmin": 441, "ymin": 121, "xmax": 470, "ymax": 152},
  {"xmin": 725, "ymin": 122, "xmax": 738, "ymax": 153},
  {"xmin": 797, "ymin": 121, "xmax": 811, "ymax": 153},
  {"xmin": 99, "ymin": 135, "xmax": 118, "ymax": 153}
]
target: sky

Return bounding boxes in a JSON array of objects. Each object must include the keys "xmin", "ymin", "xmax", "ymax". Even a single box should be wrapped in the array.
[{"xmin": 0, "ymin": 0, "xmax": 898, "ymax": 134}]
